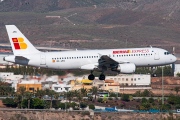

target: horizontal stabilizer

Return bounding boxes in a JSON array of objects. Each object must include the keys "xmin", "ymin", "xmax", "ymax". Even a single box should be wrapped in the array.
[{"xmin": 15, "ymin": 56, "xmax": 29, "ymax": 60}]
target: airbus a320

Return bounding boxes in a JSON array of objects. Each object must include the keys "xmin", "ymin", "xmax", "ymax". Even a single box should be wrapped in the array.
[{"xmin": 4, "ymin": 25, "xmax": 177, "ymax": 80}]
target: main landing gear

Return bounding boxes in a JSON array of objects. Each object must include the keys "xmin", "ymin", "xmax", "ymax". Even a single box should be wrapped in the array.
[
  {"xmin": 88, "ymin": 74, "xmax": 95, "ymax": 80},
  {"xmin": 99, "ymin": 74, "xmax": 105, "ymax": 80},
  {"xmin": 88, "ymin": 71, "xmax": 106, "ymax": 81}
]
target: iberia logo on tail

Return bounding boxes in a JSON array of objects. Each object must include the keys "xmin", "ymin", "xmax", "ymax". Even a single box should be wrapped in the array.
[{"xmin": 12, "ymin": 38, "xmax": 27, "ymax": 50}]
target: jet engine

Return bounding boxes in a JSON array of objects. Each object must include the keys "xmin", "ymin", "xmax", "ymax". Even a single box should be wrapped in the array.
[{"xmin": 113, "ymin": 63, "xmax": 136, "ymax": 73}]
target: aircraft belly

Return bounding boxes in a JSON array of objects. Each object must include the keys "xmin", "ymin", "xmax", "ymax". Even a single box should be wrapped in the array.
[{"xmin": 58, "ymin": 59, "xmax": 95, "ymax": 69}]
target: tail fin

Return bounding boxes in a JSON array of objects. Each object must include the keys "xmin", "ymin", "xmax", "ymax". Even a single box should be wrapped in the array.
[{"xmin": 5, "ymin": 25, "xmax": 40, "ymax": 55}]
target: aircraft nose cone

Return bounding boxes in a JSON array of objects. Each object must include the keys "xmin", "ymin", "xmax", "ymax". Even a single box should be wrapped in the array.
[{"xmin": 172, "ymin": 55, "xmax": 177, "ymax": 62}]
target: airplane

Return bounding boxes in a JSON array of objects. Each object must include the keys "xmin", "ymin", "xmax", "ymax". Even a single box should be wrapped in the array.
[{"xmin": 4, "ymin": 25, "xmax": 177, "ymax": 80}]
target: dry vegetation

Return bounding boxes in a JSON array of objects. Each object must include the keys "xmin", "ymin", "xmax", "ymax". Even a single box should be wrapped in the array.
[{"xmin": 0, "ymin": 110, "xmax": 180, "ymax": 120}]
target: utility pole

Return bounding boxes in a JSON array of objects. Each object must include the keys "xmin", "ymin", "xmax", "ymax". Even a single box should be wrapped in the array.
[
  {"xmin": 162, "ymin": 66, "xmax": 164, "ymax": 105},
  {"xmin": 64, "ymin": 87, "xmax": 70, "ymax": 112}
]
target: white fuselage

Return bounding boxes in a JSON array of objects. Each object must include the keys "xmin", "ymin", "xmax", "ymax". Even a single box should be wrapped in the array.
[{"xmin": 4, "ymin": 47, "xmax": 177, "ymax": 70}]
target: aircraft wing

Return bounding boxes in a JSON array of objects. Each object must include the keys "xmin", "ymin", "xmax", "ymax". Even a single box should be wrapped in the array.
[
  {"xmin": 98, "ymin": 55, "xmax": 118, "ymax": 65},
  {"xmin": 98, "ymin": 55, "xmax": 127, "ymax": 69}
]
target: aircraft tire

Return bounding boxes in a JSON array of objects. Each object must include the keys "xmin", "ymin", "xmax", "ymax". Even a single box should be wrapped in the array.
[{"xmin": 88, "ymin": 74, "xmax": 95, "ymax": 80}]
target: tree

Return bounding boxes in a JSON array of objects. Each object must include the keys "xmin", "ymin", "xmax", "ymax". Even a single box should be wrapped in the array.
[
  {"xmin": 141, "ymin": 90, "xmax": 152, "ymax": 97},
  {"xmin": 58, "ymin": 102, "xmax": 65, "ymax": 110},
  {"xmin": 134, "ymin": 90, "xmax": 141, "ymax": 97},
  {"xmin": 121, "ymin": 94, "xmax": 129, "ymax": 102},
  {"xmin": 175, "ymin": 104, "xmax": 180, "ymax": 109},
  {"xmin": 129, "ymin": 95, "xmax": 133, "ymax": 101},
  {"xmin": 14, "ymin": 94, "xmax": 23, "ymax": 108},
  {"xmin": 135, "ymin": 67, "xmax": 152, "ymax": 74},
  {"xmin": 44, "ymin": 89, "xmax": 56, "ymax": 108},
  {"xmin": 66, "ymin": 91, "xmax": 74, "ymax": 103},
  {"xmin": 97, "ymin": 98, "xmax": 103, "ymax": 103},
  {"xmin": 80, "ymin": 102, "xmax": 87, "ymax": 109},
  {"xmin": 24, "ymin": 91, "xmax": 33, "ymax": 109},
  {"xmin": 70, "ymin": 102, "xmax": 78, "ymax": 110},
  {"xmin": 109, "ymin": 92, "xmax": 117, "ymax": 97},
  {"xmin": 141, "ymin": 98, "xmax": 147, "ymax": 103},
  {"xmin": 0, "ymin": 81, "xmax": 14, "ymax": 97},
  {"xmin": 161, "ymin": 104, "xmax": 171, "ymax": 111},
  {"xmin": 141, "ymin": 102, "xmax": 150, "ymax": 110},
  {"xmin": 2, "ymin": 98, "xmax": 17, "ymax": 107},
  {"xmin": 177, "ymin": 72, "xmax": 180, "ymax": 77},
  {"xmin": 149, "ymin": 97, "xmax": 154, "ymax": 103},
  {"xmin": 154, "ymin": 66, "xmax": 173, "ymax": 77},
  {"xmin": 174, "ymin": 87, "xmax": 180, "ymax": 95},
  {"xmin": 32, "ymin": 98, "xmax": 45, "ymax": 109},
  {"xmin": 35, "ymin": 90, "xmax": 45, "ymax": 99},
  {"xmin": 89, "ymin": 86, "xmax": 98, "ymax": 101},
  {"xmin": 80, "ymin": 88, "xmax": 88, "ymax": 97},
  {"xmin": 17, "ymin": 86, "xmax": 26, "ymax": 108},
  {"xmin": 168, "ymin": 95, "xmax": 180, "ymax": 105}
]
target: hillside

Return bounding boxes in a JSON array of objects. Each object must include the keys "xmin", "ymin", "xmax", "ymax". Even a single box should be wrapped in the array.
[{"xmin": 0, "ymin": 0, "xmax": 180, "ymax": 53}]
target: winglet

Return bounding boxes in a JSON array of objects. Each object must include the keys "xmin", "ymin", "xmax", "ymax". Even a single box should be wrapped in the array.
[{"xmin": 5, "ymin": 25, "xmax": 40, "ymax": 55}]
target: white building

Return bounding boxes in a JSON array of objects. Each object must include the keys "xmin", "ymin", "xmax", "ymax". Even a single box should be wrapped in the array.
[
  {"xmin": 0, "ymin": 72, "xmax": 14, "ymax": 79},
  {"xmin": 52, "ymin": 84, "xmax": 71, "ymax": 92},
  {"xmin": 174, "ymin": 64, "xmax": 180, "ymax": 77},
  {"xmin": 0, "ymin": 72, "xmax": 23, "ymax": 91},
  {"xmin": 42, "ymin": 75, "xmax": 72, "ymax": 92},
  {"xmin": 106, "ymin": 74, "xmax": 151, "ymax": 86},
  {"xmin": 42, "ymin": 81, "xmax": 72, "ymax": 92}
]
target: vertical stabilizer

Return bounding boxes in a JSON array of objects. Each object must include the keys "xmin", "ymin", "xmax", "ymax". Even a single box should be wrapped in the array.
[{"xmin": 5, "ymin": 25, "xmax": 40, "ymax": 55}]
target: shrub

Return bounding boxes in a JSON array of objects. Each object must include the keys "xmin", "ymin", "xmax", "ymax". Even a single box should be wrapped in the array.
[
  {"xmin": 97, "ymin": 98, "xmax": 103, "ymax": 103},
  {"xmin": 109, "ymin": 92, "xmax": 117, "ymax": 97},
  {"xmin": 88, "ymin": 96, "xmax": 93, "ymax": 101},
  {"xmin": 121, "ymin": 94, "xmax": 129, "ymax": 102},
  {"xmin": 141, "ymin": 98, "xmax": 147, "ymax": 103},
  {"xmin": 32, "ymin": 98, "xmax": 45, "ymax": 109},
  {"xmin": 58, "ymin": 102, "xmax": 65, "ymax": 110},
  {"xmin": 149, "ymin": 97, "xmax": 154, "ymax": 103},
  {"xmin": 70, "ymin": 102, "xmax": 78, "ymax": 109},
  {"xmin": 129, "ymin": 95, "xmax": 133, "ymax": 101},
  {"xmin": 108, "ymin": 97, "xmax": 113, "ymax": 100},
  {"xmin": 2, "ymin": 98, "xmax": 17, "ymax": 108},
  {"xmin": 177, "ymin": 72, "xmax": 180, "ymax": 77},
  {"xmin": 80, "ymin": 102, "xmax": 87, "ymax": 109},
  {"xmin": 175, "ymin": 104, "xmax": 180, "ymax": 109},
  {"xmin": 89, "ymin": 104, "xmax": 95, "ymax": 110}
]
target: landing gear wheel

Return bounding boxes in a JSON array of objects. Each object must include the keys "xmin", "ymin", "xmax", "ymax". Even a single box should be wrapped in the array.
[
  {"xmin": 88, "ymin": 74, "xmax": 95, "ymax": 80},
  {"xmin": 99, "ymin": 74, "xmax": 105, "ymax": 80}
]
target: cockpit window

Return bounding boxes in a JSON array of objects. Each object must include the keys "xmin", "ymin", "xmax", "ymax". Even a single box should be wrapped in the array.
[{"xmin": 164, "ymin": 52, "xmax": 170, "ymax": 55}]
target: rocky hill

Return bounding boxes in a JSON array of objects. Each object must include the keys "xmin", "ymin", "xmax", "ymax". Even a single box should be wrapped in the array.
[
  {"xmin": 1, "ymin": 0, "xmax": 180, "ymax": 17},
  {"xmin": 0, "ymin": 0, "xmax": 180, "ymax": 53}
]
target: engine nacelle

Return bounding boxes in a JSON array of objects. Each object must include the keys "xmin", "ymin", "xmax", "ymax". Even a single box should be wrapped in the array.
[{"xmin": 116, "ymin": 63, "xmax": 136, "ymax": 73}]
